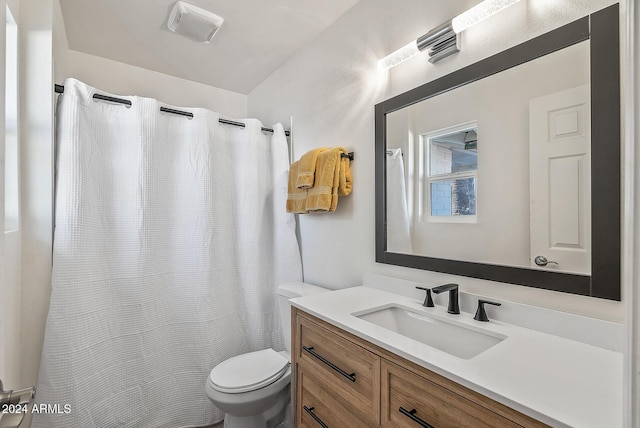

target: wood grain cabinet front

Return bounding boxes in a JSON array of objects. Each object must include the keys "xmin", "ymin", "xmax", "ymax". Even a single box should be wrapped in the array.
[
  {"xmin": 295, "ymin": 314, "xmax": 380, "ymax": 425},
  {"xmin": 291, "ymin": 308, "xmax": 548, "ymax": 428},
  {"xmin": 381, "ymin": 359, "xmax": 520, "ymax": 428},
  {"xmin": 297, "ymin": 366, "xmax": 373, "ymax": 428}
]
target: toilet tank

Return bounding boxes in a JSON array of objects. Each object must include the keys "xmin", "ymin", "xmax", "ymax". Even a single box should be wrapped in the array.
[{"xmin": 276, "ymin": 282, "xmax": 329, "ymax": 353}]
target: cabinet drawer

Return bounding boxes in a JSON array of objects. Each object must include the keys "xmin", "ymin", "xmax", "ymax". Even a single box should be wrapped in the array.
[
  {"xmin": 296, "ymin": 315, "xmax": 380, "ymax": 423},
  {"xmin": 297, "ymin": 368, "xmax": 374, "ymax": 428},
  {"xmin": 381, "ymin": 360, "xmax": 521, "ymax": 428}
]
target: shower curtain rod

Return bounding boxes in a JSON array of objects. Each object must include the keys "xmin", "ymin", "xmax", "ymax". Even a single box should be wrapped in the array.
[{"xmin": 54, "ymin": 84, "xmax": 290, "ymax": 136}]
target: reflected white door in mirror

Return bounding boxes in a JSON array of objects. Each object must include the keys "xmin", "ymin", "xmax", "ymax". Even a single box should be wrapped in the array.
[{"xmin": 530, "ymin": 85, "xmax": 591, "ymax": 275}]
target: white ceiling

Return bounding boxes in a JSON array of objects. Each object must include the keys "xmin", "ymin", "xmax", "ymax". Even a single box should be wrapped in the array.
[{"xmin": 59, "ymin": 0, "xmax": 362, "ymax": 94}]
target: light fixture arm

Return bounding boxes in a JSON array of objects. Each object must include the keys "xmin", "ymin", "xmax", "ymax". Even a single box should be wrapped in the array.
[
  {"xmin": 416, "ymin": 20, "xmax": 459, "ymax": 64},
  {"xmin": 416, "ymin": 21, "xmax": 454, "ymax": 51},
  {"xmin": 377, "ymin": 0, "xmax": 521, "ymax": 70}
]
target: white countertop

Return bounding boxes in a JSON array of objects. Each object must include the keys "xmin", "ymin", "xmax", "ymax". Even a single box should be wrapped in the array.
[{"xmin": 291, "ymin": 286, "xmax": 623, "ymax": 428}]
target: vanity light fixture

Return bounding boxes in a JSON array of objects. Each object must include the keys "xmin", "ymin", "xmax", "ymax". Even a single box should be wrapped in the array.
[
  {"xmin": 452, "ymin": 0, "xmax": 521, "ymax": 34},
  {"xmin": 378, "ymin": 0, "xmax": 521, "ymax": 71},
  {"xmin": 378, "ymin": 21, "xmax": 458, "ymax": 70},
  {"xmin": 377, "ymin": 40, "xmax": 421, "ymax": 71}
]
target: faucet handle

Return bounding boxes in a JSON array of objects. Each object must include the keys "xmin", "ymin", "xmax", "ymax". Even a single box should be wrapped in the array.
[
  {"xmin": 415, "ymin": 287, "xmax": 434, "ymax": 308},
  {"xmin": 474, "ymin": 299, "xmax": 502, "ymax": 322}
]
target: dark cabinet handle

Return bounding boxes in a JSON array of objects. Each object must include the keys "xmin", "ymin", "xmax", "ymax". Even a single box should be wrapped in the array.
[
  {"xmin": 399, "ymin": 407, "xmax": 435, "ymax": 428},
  {"xmin": 302, "ymin": 346, "xmax": 356, "ymax": 382},
  {"xmin": 304, "ymin": 405, "xmax": 329, "ymax": 428}
]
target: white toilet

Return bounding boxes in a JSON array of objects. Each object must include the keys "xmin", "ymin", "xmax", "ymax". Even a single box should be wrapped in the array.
[{"xmin": 205, "ymin": 282, "xmax": 329, "ymax": 428}]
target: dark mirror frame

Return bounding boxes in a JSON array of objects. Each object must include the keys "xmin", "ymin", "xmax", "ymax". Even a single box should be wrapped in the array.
[{"xmin": 375, "ymin": 4, "xmax": 620, "ymax": 300}]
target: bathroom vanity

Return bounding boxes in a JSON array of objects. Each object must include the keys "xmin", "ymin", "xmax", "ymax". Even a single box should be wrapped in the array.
[
  {"xmin": 349, "ymin": 7, "xmax": 624, "ymax": 423},
  {"xmin": 293, "ymin": 308, "xmax": 545, "ymax": 427},
  {"xmin": 290, "ymin": 284, "xmax": 622, "ymax": 428}
]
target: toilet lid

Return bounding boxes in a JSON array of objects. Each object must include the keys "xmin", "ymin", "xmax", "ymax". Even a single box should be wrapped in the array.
[{"xmin": 208, "ymin": 349, "xmax": 290, "ymax": 394}]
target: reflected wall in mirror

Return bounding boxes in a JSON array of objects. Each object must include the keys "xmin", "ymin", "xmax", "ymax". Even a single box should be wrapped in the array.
[
  {"xmin": 385, "ymin": 41, "xmax": 589, "ymax": 274},
  {"xmin": 375, "ymin": 4, "xmax": 620, "ymax": 300}
]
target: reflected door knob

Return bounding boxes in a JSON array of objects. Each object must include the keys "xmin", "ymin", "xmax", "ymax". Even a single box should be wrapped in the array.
[{"xmin": 534, "ymin": 256, "xmax": 558, "ymax": 267}]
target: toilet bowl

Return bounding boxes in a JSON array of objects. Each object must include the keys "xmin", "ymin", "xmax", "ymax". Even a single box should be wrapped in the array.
[{"xmin": 205, "ymin": 282, "xmax": 329, "ymax": 428}]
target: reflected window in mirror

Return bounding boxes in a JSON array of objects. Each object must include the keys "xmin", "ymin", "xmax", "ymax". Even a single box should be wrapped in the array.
[{"xmin": 423, "ymin": 123, "xmax": 478, "ymax": 222}]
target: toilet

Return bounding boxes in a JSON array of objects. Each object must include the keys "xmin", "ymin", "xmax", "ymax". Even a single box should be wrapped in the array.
[{"xmin": 205, "ymin": 282, "xmax": 329, "ymax": 428}]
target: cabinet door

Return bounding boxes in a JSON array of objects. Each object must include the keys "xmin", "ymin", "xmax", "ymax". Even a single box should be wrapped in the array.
[
  {"xmin": 296, "ymin": 314, "xmax": 380, "ymax": 423},
  {"xmin": 381, "ymin": 359, "xmax": 521, "ymax": 428},
  {"xmin": 297, "ymin": 366, "xmax": 375, "ymax": 428}
]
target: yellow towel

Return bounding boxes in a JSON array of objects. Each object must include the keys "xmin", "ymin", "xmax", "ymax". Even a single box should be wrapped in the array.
[
  {"xmin": 337, "ymin": 147, "xmax": 353, "ymax": 197},
  {"xmin": 287, "ymin": 147, "xmax": 353, "ymax": 214},
  {"xmin": 286, "ymin": 161, "xmax": 308, "ymax": 213},
  {"xmin": 295, "ymin": 147, "xmax": 329, "ymax": 189},
  {"xmin": 306, "ymin": 148, "xmax": 341, "ymax": 212}
]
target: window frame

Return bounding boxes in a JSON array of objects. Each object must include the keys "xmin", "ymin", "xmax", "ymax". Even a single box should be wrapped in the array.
[{"xmin": 420, "ymin": 121, "xmax": 478, "ymax": 224}]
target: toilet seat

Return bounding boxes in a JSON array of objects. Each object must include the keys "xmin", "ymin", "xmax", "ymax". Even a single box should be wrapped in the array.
[{"xmin": 208, "ymin": 349, "xmax": 290, "ymax": 394}]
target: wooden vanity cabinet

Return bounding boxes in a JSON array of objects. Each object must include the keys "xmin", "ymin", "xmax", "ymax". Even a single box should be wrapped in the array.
[
  {"xmin": 294, "ymin": 313, "xmax": 380, "ymax": 426},
  {"xmin": 381, "ymin": 359, "xmax": 521, "ymax": 428},
  {"xmin": 298, "ymin": 368, "xmax": 373, "ymax": 428},
  {"xmin": 292, "ymin": 307, "xmax": 549, "ymax": 428}
]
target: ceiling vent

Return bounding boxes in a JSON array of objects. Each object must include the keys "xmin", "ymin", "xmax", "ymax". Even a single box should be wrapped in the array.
[{"xmin": 167, "ymin": 1, "xmax": 224, "ymax": 43}]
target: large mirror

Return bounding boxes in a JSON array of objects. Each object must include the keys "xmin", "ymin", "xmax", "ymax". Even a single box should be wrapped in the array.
[{"xmin": 375, "ymin": 4, "xmax": 620, "ymax": 300}]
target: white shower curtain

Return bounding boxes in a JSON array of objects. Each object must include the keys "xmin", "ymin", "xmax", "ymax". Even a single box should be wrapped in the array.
[
  {"xmin": 34, "ymin": 78, "xmax": 302, "ymax": 428},
  {"xmin": 386, "ymin": 148, "xmax": 413, "ymax": 253}
]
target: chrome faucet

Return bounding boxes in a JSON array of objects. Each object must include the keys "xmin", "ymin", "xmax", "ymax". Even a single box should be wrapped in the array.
[{"xmin": 431, "ymin": 283, "xmax": 460, "ymax": 314}]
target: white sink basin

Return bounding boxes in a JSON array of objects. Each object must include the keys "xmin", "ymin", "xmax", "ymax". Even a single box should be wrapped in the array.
[{"xmin": 354, "ymin": 305, "xmax": 506, "ymax": 359}]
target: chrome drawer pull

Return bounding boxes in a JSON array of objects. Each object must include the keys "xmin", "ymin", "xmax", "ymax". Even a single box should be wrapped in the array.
[
  {"xmin": 302, "ymin": 346, "xmax": 356, "ymax": 382},
  {"xmin": 399, "ymin": 407, "xmax": 435, "ymax": 428},
  {"xmin": 304, "ymin": 405, "xmax": 329, "ymax": 428}
]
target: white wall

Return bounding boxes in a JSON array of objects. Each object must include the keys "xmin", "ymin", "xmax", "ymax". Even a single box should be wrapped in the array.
[
  {"xmin": 634, "ymin": 0, "xmax": 640, "ymax": 420},
  {"xmin": 0, "ymin": 0, "xmax": 51, "ymax": 414},
  {"xmin": 19, "ymin": 0, "xmax": 54, "ymax": 402},
  {"xmin": 0, "ymin": 0, "xmax": 21, "ymax": 392},
  {"xmin": 248, "ymin": 0, "xmax": 624, "ymax": 322},
  {"xmin": 64, "ymin": 50, "xmax": 247, "ymax": 118},
  {"xmin": 53, "ymin": 0, "xmax": 247, "ymax": 117},
  {"xmin": 624, "ymin": 0, "xmax": 639, "ymax": 424},
  {"xmin": 1, "ymin": 232, "xmax": 21, "ymax": 389},
  {"xmin": 53, "ymin": 0, "xmax": 67, "ymax": 83}
]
